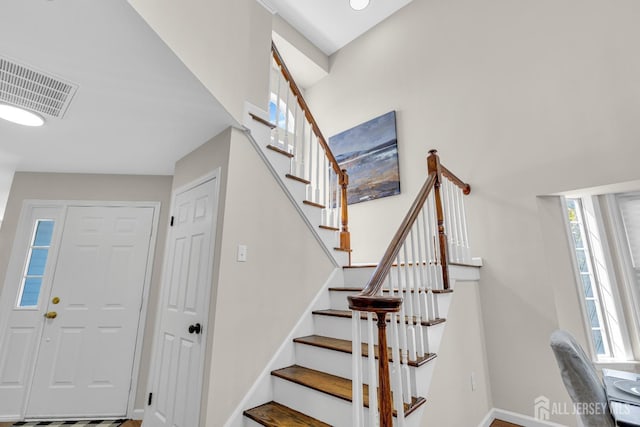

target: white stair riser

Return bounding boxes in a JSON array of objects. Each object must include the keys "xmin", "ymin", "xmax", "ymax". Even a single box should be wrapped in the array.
[
  {"xmin": 317, "ymin": 227, "xmax": 339, "ymax": 251},
  {"xmin": 313, "ymin": 314, "xmax": 446, "ymax": 354},
  {"xmin": 343, "ymin": 265, "xmax": 478, "ymax": 289},
  {"xmin": 281, "ymin": 178, "xmax": 307, "ymax": 203},
  {"xmin": 295, "ymin": 344, "xmax": 362, "ymax": 382},
  {"xmin": 413, "ymin": 360, "xmax": 436, "ymax": 398},
  {"xmin": 294, "ymin": 343, "xmax": 426, "ymax": 388},
  {"xmin": 436, "ymin": 293, "xmax": 452, "ymax": 319},
  {"xmin": 329, "ymin": 290, "xmax": 451, "ymax": 319},
  {"xmin": 272, "ymin": 376, "xmax": 355, "ymax": 427},
  {"xmin": 343, "ymin": 266, "xmax": 437, "ymax": 288},
  {"xmin": 428, "ymin": 323, "xmax": 445, "ymax": 354},
  {"xmin": 343, "ymin": 267, "xmax": 376, "ymax": 286},
  {"xmin": 244, "ymin": 418, "xmax": 263, "ymax": 427}
]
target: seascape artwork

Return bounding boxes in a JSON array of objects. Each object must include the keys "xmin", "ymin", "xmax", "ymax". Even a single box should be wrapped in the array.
[{"xmin": 329, "ymin": 111, "xmax": 400, "ymax": 205}]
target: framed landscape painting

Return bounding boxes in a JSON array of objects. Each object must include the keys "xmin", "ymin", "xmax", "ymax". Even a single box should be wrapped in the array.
[{"xmin": 329, "ymin": 111, "xmax": 400, "ymax": 205}]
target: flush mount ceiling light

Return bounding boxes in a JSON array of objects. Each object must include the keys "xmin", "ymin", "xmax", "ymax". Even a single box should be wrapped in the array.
[
  {"xmin": 350, "ymin": 0, "xmax": 370, "ymax": 11},
  {"xmin": 0, "ymin": 104, "xmax": 45, "ymax": 127}
]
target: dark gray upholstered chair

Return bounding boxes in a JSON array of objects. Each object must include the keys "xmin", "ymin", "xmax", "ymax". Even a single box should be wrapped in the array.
[{"xmin": 550, "ymin": 329, "xmax": 615, "ymax": 427}]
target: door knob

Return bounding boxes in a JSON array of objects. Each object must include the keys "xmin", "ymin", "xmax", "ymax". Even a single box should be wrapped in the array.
[
  {"xmin": 188, "ymin": 323, "xmax": 202, "ymax": 334},
  {"xmin": 44, "ymin": 311, "xmax": 57, "ymax": 319}
]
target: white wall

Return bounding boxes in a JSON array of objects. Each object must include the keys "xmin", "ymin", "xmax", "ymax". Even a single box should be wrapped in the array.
[
  {"xmin": 202, "ymin": 129, "xmax": 335, "ymax": 426},
  {"xmin": 0, "ymin": 172, "xmax": 173, "ymax": 412},
  {"xmin": 305, "ymin": 0, "xmax": 640, "ymax": 423},
  {"xmin": 422, "ymin": 280, "xmax": 492, "ymax": 426},
  {"xmin": 127, "ymin": 0, "xmax": 272, "ymax": 123}
]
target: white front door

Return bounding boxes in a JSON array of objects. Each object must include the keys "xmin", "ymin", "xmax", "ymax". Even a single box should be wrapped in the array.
[
  {"xmin": 24, "ymin": 206, "xmax": 155, "ymax": 418},
  {"xmin": 0, "ymin": 203, "xmax": 156, "ymax": 420},
  {"xmin": 145, "ymin": 177, "xmax": 218, "ymax": 427}
]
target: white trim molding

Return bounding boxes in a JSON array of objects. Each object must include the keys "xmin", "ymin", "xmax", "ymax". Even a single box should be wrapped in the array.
[{"xmin": 479, "ymin": 408, "xmax": 567, "ymax": 427}]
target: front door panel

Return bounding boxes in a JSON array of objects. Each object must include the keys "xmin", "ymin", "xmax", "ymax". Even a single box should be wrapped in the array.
[{"xmin": 26, "ymin": 206, "xmax": 154, "ymax": 418}]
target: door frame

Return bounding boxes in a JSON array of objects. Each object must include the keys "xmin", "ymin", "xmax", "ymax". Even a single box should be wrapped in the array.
[
  {"xmin": 145, "ymin": 169, "xmax": 221, "ymax": 427},
  {"xmin": 0, "ymin": 200, "xmax": 161, "ymax": 421}
]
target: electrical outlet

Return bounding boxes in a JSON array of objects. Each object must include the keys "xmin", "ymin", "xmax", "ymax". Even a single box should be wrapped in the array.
[{"xmin": 237, "ymin": 244, "xmax": 247, "ymax": 262}]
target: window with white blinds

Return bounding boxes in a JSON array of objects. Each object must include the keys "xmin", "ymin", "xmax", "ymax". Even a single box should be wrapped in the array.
[
  {"xmin": 617, "ymin": 194, "xmax": 640, "ymax": 288},
  {"xmin": 565, "ymin": 195, "xmax": 635, "ymax": 362}
]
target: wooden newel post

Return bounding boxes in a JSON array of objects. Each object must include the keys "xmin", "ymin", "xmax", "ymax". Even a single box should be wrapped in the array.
[
  {"xmin": 339, "ymin": 169, "xmax": 351, "ymax": 253},
  {"xmin": 427, "ymin": 150, "xmax": 450, "ymax": 290},
  {"xmin": 376, "ymin": 312, "xmax": 394, "ymax": 427}
]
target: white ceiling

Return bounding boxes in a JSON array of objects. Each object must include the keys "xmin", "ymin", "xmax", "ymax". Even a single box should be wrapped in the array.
[
  {"xmin": 0, "ymin": 0, "xmax": 235, "ymax": 219},
  {"xmin": 265, "ymin": 0, "xmax": 413, "ymax": 55}
]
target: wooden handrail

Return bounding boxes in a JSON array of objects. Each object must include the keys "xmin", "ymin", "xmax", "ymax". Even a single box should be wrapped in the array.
[
  {"xmin": 348, "ymin": 172, "xmax": 437, "ymax": 311},
  {"xmin": 271, "ymin": 42, "xmax": 342, "ymax": 176},
  {"xmin": 347, "ymin": 150, "xmax": 471, "ymax": 427},
  {"xmin": 441, "ymin": 164, "xmax": 471, "ymax": 195},
  {"xmin": 270, "ymin": 41, "xmax": 351, "ymax": 253}
]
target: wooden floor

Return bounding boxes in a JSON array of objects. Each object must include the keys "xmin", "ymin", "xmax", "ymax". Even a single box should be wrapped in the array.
[
  {"xmin": 0, "ymin": 417, "xmax": 519, "ymax": 427},
  {"xmin": 0, "ymin": 422, "xmax": 141, "ymax": 427},
  {"xmin": 491, "ymin": 420, "xmax": 523, "ymax": 427}
]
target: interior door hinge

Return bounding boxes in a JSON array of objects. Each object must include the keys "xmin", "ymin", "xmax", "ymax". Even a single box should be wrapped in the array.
[
  {"xmin": 170, "ymin": 216, "xmax": 174, "ymax": 227},
  {"xmin": 148, "ymin": 392, "xmax": 153, "ymax": 406}
]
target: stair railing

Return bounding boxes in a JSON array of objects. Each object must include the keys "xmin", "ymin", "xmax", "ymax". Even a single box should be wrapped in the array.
[
  {"xmin": 264, "ymin": 41, "xmax": 350, "ymax": 253},
  {"xmin": 348, "ymin": 150, "xmax": 471, "ymax": 426}
]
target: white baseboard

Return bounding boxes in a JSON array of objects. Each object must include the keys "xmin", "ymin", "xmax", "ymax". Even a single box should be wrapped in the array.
[
  {"xmin": 479, "ymin": 408, "xmax": 567, "ymax": 427},
  {"xmin": 131, "ymin": 408, "xmax": 144, "ymax": 420}
]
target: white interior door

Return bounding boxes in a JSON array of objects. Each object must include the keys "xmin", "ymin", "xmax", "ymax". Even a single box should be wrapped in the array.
[
  {"xmin": 145, "ymin": 177, "xmax": 218, "ymax": 427},
  {"xmin": 26, "ymin": 206, "xmax": 155, "ymax": 418}
]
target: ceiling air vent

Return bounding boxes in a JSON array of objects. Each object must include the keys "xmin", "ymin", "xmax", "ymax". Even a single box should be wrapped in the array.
[{"xmin": 0, "ymin": 56, "xmax": 78, "ymax": 119}]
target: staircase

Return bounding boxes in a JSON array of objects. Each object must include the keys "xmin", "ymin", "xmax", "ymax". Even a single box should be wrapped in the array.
[
  {"xmin": 235, "ymin": 41, "xmax": 476, "ymax": 426},
  {"xmin": 241, "ymin": 263, "xmax": 478, "ymax": 426}
]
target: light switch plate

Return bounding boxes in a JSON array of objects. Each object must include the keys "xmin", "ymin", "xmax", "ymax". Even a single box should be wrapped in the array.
[{"xmin": 237, "ymin": 244, "xmax": 247, "ymax": 262}]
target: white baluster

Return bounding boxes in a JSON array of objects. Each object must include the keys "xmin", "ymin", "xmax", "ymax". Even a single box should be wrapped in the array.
[
  {"xmin": 320, "ymin": 157, "xmax": 327, "ymax": 224},
  {"xmin": 416, "ymin": 210, "xmax": 431, "ymax": 354},
  {"xmin": 335, "ymin": 170, "xmax": 341, "ymax": 229},
  {"xmin": 274, "ymin": 65, "xmax": 282, "ymax": 145},
  {"xmin": 300, "ymin": 114, "xmax": 307, "ymax": 180},
  {"xmin": 290, "ymin": 100, "xmax": 298, "ymax": 175},
  {"xmin": 307, "ymin": 133, "xmax": 317, "ymax": 202},
  {"xmin": 389, "ymin": 310, "xmax": 406, "ymax": 427},
  {"xmin": 444, "ymin": 181, "xmax": 455, "ymax": 262},
  {"xmin": 454, "ymin": 185, "xmax": 465, "ymax": 263},
  {"xmin": 409, "ymin": 226, "xmax": 425, "ymax": 358},
  {"xmin": 352, "ymin": 312, "xmax": 364, "ymax": 427},
  {"xmin": 314, "ymin": 137, "xmax": 321, "ymax": 204},
  {"xmin": 367, "ymin": 312, "xmax": 379, "ymax": 427},
  {"xmin": 283, "ymin": 83, "xmax": 290, "ymax": 151},
  {"xmin": 423, "ymin": 198, "xmax": 435, "ymax": 285},
  {"xmin": 460, "ymin": 186, "xmax": 471, "ymax": 262},
  {"xmin": 395, "ymin": 256, "xmax": 412, "ymax": 404},
  {"xmin": 402, "ymin": 243, "xmax": 417, "ymax": 362}
]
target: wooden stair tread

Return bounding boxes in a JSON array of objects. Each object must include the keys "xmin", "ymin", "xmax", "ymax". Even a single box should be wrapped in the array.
[
  {"xmin": 303, "ymin": 200, "xmax": 325, "ymax": 209},
  {"xmin": 266, "ymin": 144, "xmax": 294, "ymax": 158},
  {"xmin": 294, "ymin": 334, "xmax": 436, "ymax": 367},
  {"xmin": 271, "ymin": 365, "xmax": 426, "ymax": 417},
  {"xmin": 319, "ymin": 225, "xmax": 339, "ymax": 231},
  {"xmin": 329, "ymin": 287, "xmax": 453, "ymax": 294},
  {"xmin": 313, "ymin": 309, "xmax": 446, "ymax": 327},
  {"xmin": 244, "ymin": 401, "xmax": 330, "ymax": 427},
  {"xmin": 285, "ymin": 174, "xmax": 310, "ymax": 185},
  {"xmin": 249, "ymin": 113, "xmax": 276, "ymax": 129}
]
